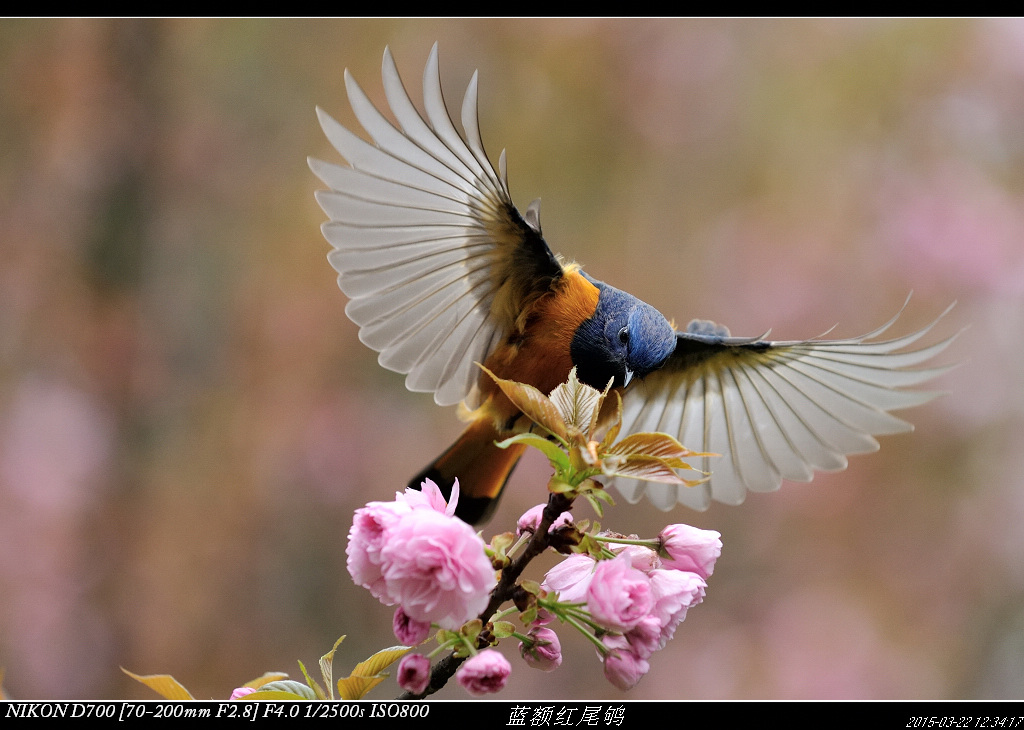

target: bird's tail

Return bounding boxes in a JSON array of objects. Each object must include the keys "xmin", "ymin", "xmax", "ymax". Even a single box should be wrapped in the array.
[{"xmin": 408, "ymin": 418, "xmax": 526, "ymax": 525}]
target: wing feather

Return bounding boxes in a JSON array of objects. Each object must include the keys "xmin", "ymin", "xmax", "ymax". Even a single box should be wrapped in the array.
[
  {"xmin": 311, "ymin": 44, "xmax": 563, "ymax": 406},
  {"xmin": 610, "ymin": 302, "xmax": 959, "ymax": 510}
]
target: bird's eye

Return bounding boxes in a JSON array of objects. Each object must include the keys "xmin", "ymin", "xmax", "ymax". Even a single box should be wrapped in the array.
[{"xmin": 618, "ymin": 327, "xmax": 630, "ymax": 346}]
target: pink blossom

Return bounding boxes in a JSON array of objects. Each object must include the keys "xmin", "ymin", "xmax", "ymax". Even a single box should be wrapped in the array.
[
  {"xmin": 400, "ymin": 478, "xmax": 458, "ymax": 517},
  {"xmin": 601, "ymin": 635, "xmax": 650, "ymax": 691},
  {"xmin": 379, "ymin": 508, "xmax": 496, "ymax": 629},
  {"xmin": 516, "ymin": 503, "xmax": 573, "ymax": 536},
  {"xmin": 648, "ymin": 568, "xmax": 707, "ymax": 646},
  {"xmin": 613, "ymin": 543, "xmax": 661, "ymax": 574},
  {"xmin": 397, "ymin": 654, "xmax": 431, "ymax": 695},
  {"xmin": 229, "ymin": 686, "xmax": 256, "ymax": 700},
  {"xmin": 456, "ymin": 649, "xmax": 511, "ymax": 696},
  {"xmin": 531, "ymin": 608, "xmax": 555, "ymax": 626},
  {"xmin": 624, "ymin": 615, "xmax": 662, "ymax": 660},
  {"xmin": 541, "ymin": 553, "xmax": 596, "ymax": 603},
  {"xmin": 658, "ymin": 524, "xmax": 722, "ymax": 579},
  {"xmin": 393, "ymin": 606, "xmax": 431, "ymax": 645},
  {"xmin": 519, "ymin": 627, "xmax": 562, "ymax": 672},
  {"xmin": 586, "ymin": 553, "xmax": 653, "ymax": 633},
  {"xmin": 346, "ymin": 499, "xmax": 412, "ymax": 601}
]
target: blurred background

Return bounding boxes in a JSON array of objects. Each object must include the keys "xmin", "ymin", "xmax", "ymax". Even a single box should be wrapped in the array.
[{"xmin": 0, "ymin": 18, "xmax": 1020, "ymax": 700}]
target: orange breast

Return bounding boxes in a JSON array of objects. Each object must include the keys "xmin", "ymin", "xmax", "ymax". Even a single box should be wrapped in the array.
[{"xmin": 476, "ymin": 269, "xmax": 600, "ymax": 429}]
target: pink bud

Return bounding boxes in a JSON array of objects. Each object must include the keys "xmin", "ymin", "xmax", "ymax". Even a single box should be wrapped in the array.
[
  {"xmin": 601, "ymin": 635, "xmax": 650, "ymax": 691},
  {"xmin": 624, "ymin": 615, "xmax": 662, "ymax": 660},
  {"xmin": 519, "ymin": 627, "xmax": 562, "ymax": 671},
  {"xmin": 393, "ymin": 606, "xmax": 431, "ymax": 645},
  {"xmin": 456, "ymin": 649, "xmax": 511, "ymax": 696},
  {"xmin": 658, "ymin": 524, "xmax": 722, "ymax": 579},
  {"xmin": 516, "ymin": 504, "xmax": 573, "ymax": 536},
  {"xmin": 397, "ymin": 654, "xmax": 431, "ymax": 695}
]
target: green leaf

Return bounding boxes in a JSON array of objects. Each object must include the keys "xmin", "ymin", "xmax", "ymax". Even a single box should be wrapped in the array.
[
  {"xmin": 481, "ymin": 366, "xmax": 567, "ymax": 441},
  {"xmin": 121, "ymin": 669, "xmax": 194, "ymax": 700},
  {"xmin": 574, "ymin": 477, "xmax": 607, "ymax": 497},
  {"xmin": 521, "ymin": 579, "xmax": 541, "ymax": 594},
  {"xmin": 496, "ymin": 433, "xmax": 569, "ymax": 471},
  {"xmin": 435, "ymin": 628, "xmax": 458, "ymax": 645},
  {"xmin": 547, "ymin": 476, "xmax": 576, "ymax": 494},
  {"xmin": 460, "ymin": 619, "xmax": 484, "ymax": 641},
  {"xmin": 490, "ymin": 531, "xmax": 514, "ymax": 553},
  {"xmin": 297, "ymin": 660, "xmax": 326, "ymax": 701},
  {"xmin": 492, "ymin": 621, "xmax": 516, "ymax": 638},
  {"xmin": 519, "ymin": 606, "xmax": 538, "ymax": 626},
  {"xmin": 488, "ymin": 531, "xmax": 515, "ymax": 567},
  {"xmin": 576, "ymin": 533, "xmax": 605, "ymax": 557}
]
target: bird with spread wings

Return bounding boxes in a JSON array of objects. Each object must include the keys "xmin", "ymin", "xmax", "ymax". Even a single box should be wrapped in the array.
[{"xmin": 309, "ymin": 44, "xmax": 956, "ymax": 524}]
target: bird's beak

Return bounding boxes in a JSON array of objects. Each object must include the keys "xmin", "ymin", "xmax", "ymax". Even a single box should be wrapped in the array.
[{"xmin": 622, "ymin": 368, "xmax": 634, "ymax": 388}]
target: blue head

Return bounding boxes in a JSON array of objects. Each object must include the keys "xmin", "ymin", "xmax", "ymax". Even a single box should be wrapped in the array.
[{"xmin": 570, "ymin": 280, "xmax": 676, "ymax": 390}]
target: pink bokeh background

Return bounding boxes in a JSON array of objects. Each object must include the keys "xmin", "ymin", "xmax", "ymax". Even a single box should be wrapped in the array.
[{"xmin": 0, "ymin": 18, "xmax": 1019, "ymax": 700}]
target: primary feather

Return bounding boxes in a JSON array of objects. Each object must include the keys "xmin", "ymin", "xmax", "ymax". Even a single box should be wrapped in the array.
[
  {"xmin": 310, "ymin": 44, "xmax": 561, "ymax": 408},
  {"xmin": 611, "ymin": 299, "xmax": 958, "ymax": 510}
]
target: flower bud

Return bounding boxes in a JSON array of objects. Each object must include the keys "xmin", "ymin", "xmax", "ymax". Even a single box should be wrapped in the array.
[
  {"xmin": 456, "ymin": 649, "xmax": 511, "ymax": 696},
  {"xmin": 397, "ymin": 654, "xmax": 431, "ymax": 695},
  {"xmin": 519, "ymin": 627, "xmax": 562, "ymax": 672}
]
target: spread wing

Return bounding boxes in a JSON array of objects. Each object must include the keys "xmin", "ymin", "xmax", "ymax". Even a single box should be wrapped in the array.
[
  {"xmin": 309, "ymin": 44, "xmax": 562, "ymax": 407},
  {"xmin": 609, "ymin": 300, "xmax": 959, "ymax": 511}
]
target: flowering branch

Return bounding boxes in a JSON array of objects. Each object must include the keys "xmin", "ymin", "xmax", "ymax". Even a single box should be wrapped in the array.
[
  {"xmin": 126, "ymin": 368, "xmax": 723, "ymax": 701},
  {"xmin": 398, "ymin": 490, "xmax": 576, "ymax": 698},
  {"xmin": 387, "ymin": 368, "xmax": 721, "ymax": 697}
]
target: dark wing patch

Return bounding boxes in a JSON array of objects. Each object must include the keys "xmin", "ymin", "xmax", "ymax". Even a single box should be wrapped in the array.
[{"xmin": 310, "ymin": 44, "xmax": 562, "ymax": 407}]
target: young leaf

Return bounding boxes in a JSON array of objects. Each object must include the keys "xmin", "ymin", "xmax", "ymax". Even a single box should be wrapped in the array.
[
  {"xmin": 121, "ymin": 669, "xmax": 194, "ymax": 700},
  {"xmin": 353, "ymin": 645, "xmax": 412, "ymax": 678},
  {"xmin": 247, "ymin": 681, "xmax": 317, "ymax": 700},
  {"xmin": 605, "ymin": 432, "xmax": 702, "ymax": 461},
  {"xmin": 318, "ymin": 635, "xmax": 346, "ymax": 700},
  {"xmin": 297, "ymin": 660, "xmax": 326, "ymax": 700},
  {"xmin": 337, "ymin": 674, "xmax": 388, "ymax": 700},
  {"xmin": 549, "ymin": 368, "xmax": 604, "ymax": 435},
  {"xmin": 481, "ymin": 366, "xmax": 567, "ymax": 441},
  {"xmin": 335, "ymin": 645, "xmax": 414, "ymax": 700},
  {"xmin": 496, "ymin": 433, "xmax": 570, "ymax": 471},
  {"xmin": 602, "ymin": 455, "xmax": 694, "ymax": 484},
  {"xmin": 492, "ymin": 621, "xmax": 516, "ymax": 638},
  {"xmin": 595, "ymin": 390, "xmax": 623, "ymax": 449}
]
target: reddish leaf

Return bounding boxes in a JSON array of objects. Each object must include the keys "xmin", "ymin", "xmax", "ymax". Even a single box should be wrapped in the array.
[{"xmin": 481, "ymin": 366, "xmax": 567, "ymax": 441}]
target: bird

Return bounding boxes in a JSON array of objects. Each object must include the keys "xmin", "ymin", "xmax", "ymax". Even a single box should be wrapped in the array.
[{"xmin": 309, "ymin": 44, "xmax": 957, "ymax": 525}]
